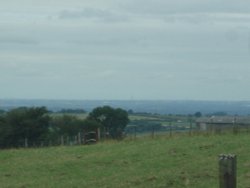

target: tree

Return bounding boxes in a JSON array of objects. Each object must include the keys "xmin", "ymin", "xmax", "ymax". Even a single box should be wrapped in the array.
[
  {"xmin": 1, "ymin": 107, "xmax": 50, "ymax": 147},
  {"xmin": 88, "ymin": 106, "xmax": 129, "ymax": 139},
  {"xmin": 82, "ymin": 119, "xmax": 102, "ymax": 132},
  {"xmin": 0, "ymin": 115, "xmax": 11, "ymax": 147},
  {"xmin": 194, "ymin": 112, "xmax": 202, "ymax": 118},
  {"xmin": 51, "ymin": 115, "xmax": 82, "ymax": 137},
  {"xmin": 50, "ymin": 115, "xmax": 101, "ymax": 139}
]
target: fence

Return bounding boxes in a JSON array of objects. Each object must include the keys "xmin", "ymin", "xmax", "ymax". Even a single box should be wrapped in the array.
[
  {"xmin": 125, "ymin": 122, "xmax": 250, "ymax": 140},
  {"xmin": 18, "ymin": 130, "xmax": 100, "ymax": 148},
  {"xmin": 6, "ymin": 122, "xmax": 250, "ymax": 149}
]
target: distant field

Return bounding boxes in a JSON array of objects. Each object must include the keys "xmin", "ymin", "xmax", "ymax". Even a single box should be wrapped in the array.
[
  {"xmin": 50, "ymin": 112, "xmax": 192, "ymax": 123},
  {"xmin": 127, "ymin": 114, "xmax": 194, "ymax": 136},
  {"xmin": 49, "ymin": 113, "xmax": 88, "ymax": 120},
  {"xmin": 50, "ymin": 113, "xmax": 194, "ymax": 134},
  {"xmin": 1, "ymin": 132, "xmax": 250, "ymax": 187}
]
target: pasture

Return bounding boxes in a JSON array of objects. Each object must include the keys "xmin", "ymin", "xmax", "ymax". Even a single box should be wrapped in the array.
[{"xmin": 1, "ymin": 132, "xmax": 250, "ymax": 187}]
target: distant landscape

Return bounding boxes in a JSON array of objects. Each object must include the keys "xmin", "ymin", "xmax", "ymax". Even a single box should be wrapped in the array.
[
  {"xmin": 2, "ymin": 0, "xmax": 250, "ymax": 187},
  {"xmin": 1, "ymin": 99, "xmax": 250, "ymax": 115}
]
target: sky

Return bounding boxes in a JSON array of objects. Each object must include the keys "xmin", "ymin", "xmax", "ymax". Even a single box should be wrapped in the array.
[{"xmin": 0, "ymin": 0, "xmax": 250, "ymax": 100}]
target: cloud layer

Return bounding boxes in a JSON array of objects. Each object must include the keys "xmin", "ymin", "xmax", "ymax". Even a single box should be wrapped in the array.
[{"xmin": 0, "ymin": 0, "xmax": 250, "ymax": 100}]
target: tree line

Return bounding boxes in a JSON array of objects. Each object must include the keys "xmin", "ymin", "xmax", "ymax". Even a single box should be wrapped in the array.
[{"xmin": 0, "ymin": 106, "xmax": 129, "ymax": 148}]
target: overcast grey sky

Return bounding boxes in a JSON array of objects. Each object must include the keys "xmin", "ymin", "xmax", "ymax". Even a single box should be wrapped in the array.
[{"xmin": 0, "ymin": 0, "xmax": 250, "ymax": 100}]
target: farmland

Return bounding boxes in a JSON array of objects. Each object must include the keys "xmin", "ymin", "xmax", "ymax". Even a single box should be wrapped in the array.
[{"xmin": 1, "ymin": 132, "xmax": 250, "ymax": 187}]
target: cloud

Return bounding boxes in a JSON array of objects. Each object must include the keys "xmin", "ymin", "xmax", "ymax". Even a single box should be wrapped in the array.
[
  {"xmin": 0, "ymin": 37, "xmax": 39, "ymax": 45},
  {"xmin": 118, "ymin": 0, "xmax": 250, "ymax": 15},
  {"xmin": 0, "ymin": 0, "xmax": 250, "ymax": 100},
  {"xmin": 162, "ymin": 13, "xmax": 250, "ymax": 25},
  {"xmin": 115, "ymin": 0, "xmax": 250, "ymax": 25},
  {"xmin": 58, "ymin": 8, "xmax": 129, "ymax": 22}
]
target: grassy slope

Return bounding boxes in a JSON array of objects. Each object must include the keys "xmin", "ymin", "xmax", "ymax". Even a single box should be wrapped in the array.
[{"xmin": 1, "ymin": 133, "xmax": 250, "ymax": 188}]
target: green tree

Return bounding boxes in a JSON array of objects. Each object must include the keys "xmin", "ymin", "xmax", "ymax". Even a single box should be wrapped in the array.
[
  {"xmin": 0, "ymin": 115, "xmax": 11, "ymax": 147},
  {"xmin": 88, "ymin": 106, "xmax": 129, "ymax": 139},
  {"xmin": 1, "ymin": 107, "xmax": 50, "ymax": 147},
  {"xmin": 82, "ymin": 119, "xmax": 102, "ymax": 132},
  {"xmin": 194, "ymin": 112, "xmax": 202, "ymax": 117},
  {"xmin": 50, "ymin": 115, "xmax": 84, "ymax": 137}
]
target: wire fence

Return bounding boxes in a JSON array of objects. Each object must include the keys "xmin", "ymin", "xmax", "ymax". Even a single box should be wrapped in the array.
[
  {"xmin": 125, "ymin": 123, "xmax": 250, "ymax": 140},
  {"xmin": 9, "ymin": 123, "xmax": 250, "ymax": 149}
]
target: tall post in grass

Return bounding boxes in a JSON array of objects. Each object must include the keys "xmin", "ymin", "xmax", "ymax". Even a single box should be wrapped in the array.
[{"xmin": 219, "ymin": 154, "xmax": 237, "ymax": 188}]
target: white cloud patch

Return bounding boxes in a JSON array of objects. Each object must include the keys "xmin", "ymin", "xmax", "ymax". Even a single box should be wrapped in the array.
[
  {"xmin": 118, "ymin": 0, "xmax": 250, "ymax": 15},
  {"xmin": 0, "ymin": 37, "xmax": 39, "ymax": 45},
  {"xmin": 59, "ymin": 8, "xmax": 129, "ymax": 22}
]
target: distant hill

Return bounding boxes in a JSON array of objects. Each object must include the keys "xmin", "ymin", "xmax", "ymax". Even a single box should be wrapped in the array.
[{"xmin": 1, "ymin": 99, "xmax": 250, "ymax": 115}]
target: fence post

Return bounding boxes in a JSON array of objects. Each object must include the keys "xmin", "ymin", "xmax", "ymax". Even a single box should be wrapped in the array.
[
  {"xmin": 78, "ymin": 132, "xmax": 81, "ymax": 144},
  {"xmin": 67, "ymin": 136, "xmax": 69, "ymax": 145},
  {"xmin": 189, "ymin": 119, "xmax": 193, "ymax": 136},
  {"xmin": 233, "ymin": 116, "xmax": 238, "ymax": 135},
  {"xmin": 61, "ymin": 136, "xmax": 64, "ymax": 146},
  {"xmin": 219, "ymin": 154, "xmax": 237, "ymax": 188},
  {"xmin": 24, "ymin": 138, "xmax": 28, "ymax": 148},
  {"xmin": 134, "ymin": 126, "xmax": 137, "ymax": 139},
  {"xmin": 151, "ymin": 126, "xmax": 155, "ymax": 139},
  {"xmin": 97, "ymin": 128, "xmax": 101, "ymax": 141},
  {"xmin": 169, "ymin": 121, "xmax": 172, "ymax": 137}
]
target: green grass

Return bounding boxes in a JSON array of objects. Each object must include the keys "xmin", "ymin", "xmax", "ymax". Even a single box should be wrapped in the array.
[{"xmin": 1, "ymin": 133, "xmax": 250, "ymax": 187}]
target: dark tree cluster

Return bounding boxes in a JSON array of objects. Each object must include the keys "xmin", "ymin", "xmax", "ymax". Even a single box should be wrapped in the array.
[
  {"xmin": 0, "ymin": 106, "xmax": 129, "ymax": 148},
  {"xmin": 87, "ymin": 106, "xmax": 129, "ymax": 139},
  {"xmin": 0, "ymin": 107, "xmax": 50, "ymax": 148}
]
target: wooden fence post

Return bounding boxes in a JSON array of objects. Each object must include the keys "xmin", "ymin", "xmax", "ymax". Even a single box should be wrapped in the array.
[
  {"xmin": 78, "ymin": 132, "xmax": 81, "ymax": 144},
  {"xmin": 97, "ymin": 128, "xmax": 101, "ymax": 141},
  {"xmin": 189, "ymin": 119, "xmax": 193, "ymax": 136},
  {"xmin": 74, "ymin": 135, "xmax": 77, "ymax": 145},
  {"xmin": 134, "ymin": 126, "xmax": 137, "ymax": 139},
  {"xmin": 169, "ymin": 121, "xmax": 172, "ymax": 137},
  {"xmin": 219, "ymin": 154, "xmax": 237, "ymax": 188},
  {"xmin": 151, "ymin": 126, "xmax": 155, "ymax": 139},
  {"xmin": 24, "ymin": 138, "xmax": 28, "ymax": 148},
  {"xmin": 61, "ymin": 136, "xmax": 64, "ymax": 146},
  {"xmin": 67, "ymin": 136, "xmax": 69, "ymax": 145}
]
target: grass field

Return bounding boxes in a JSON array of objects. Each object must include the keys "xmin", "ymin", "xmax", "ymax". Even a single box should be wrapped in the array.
[{"xmin": 1, "ymin": 132, "xmax": 250, "ymax": 188}]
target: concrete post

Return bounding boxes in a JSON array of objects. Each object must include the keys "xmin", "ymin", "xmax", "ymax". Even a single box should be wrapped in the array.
[{"xmin": 219, "ymin": 154, "xmax": 237, "ymax": 188}]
